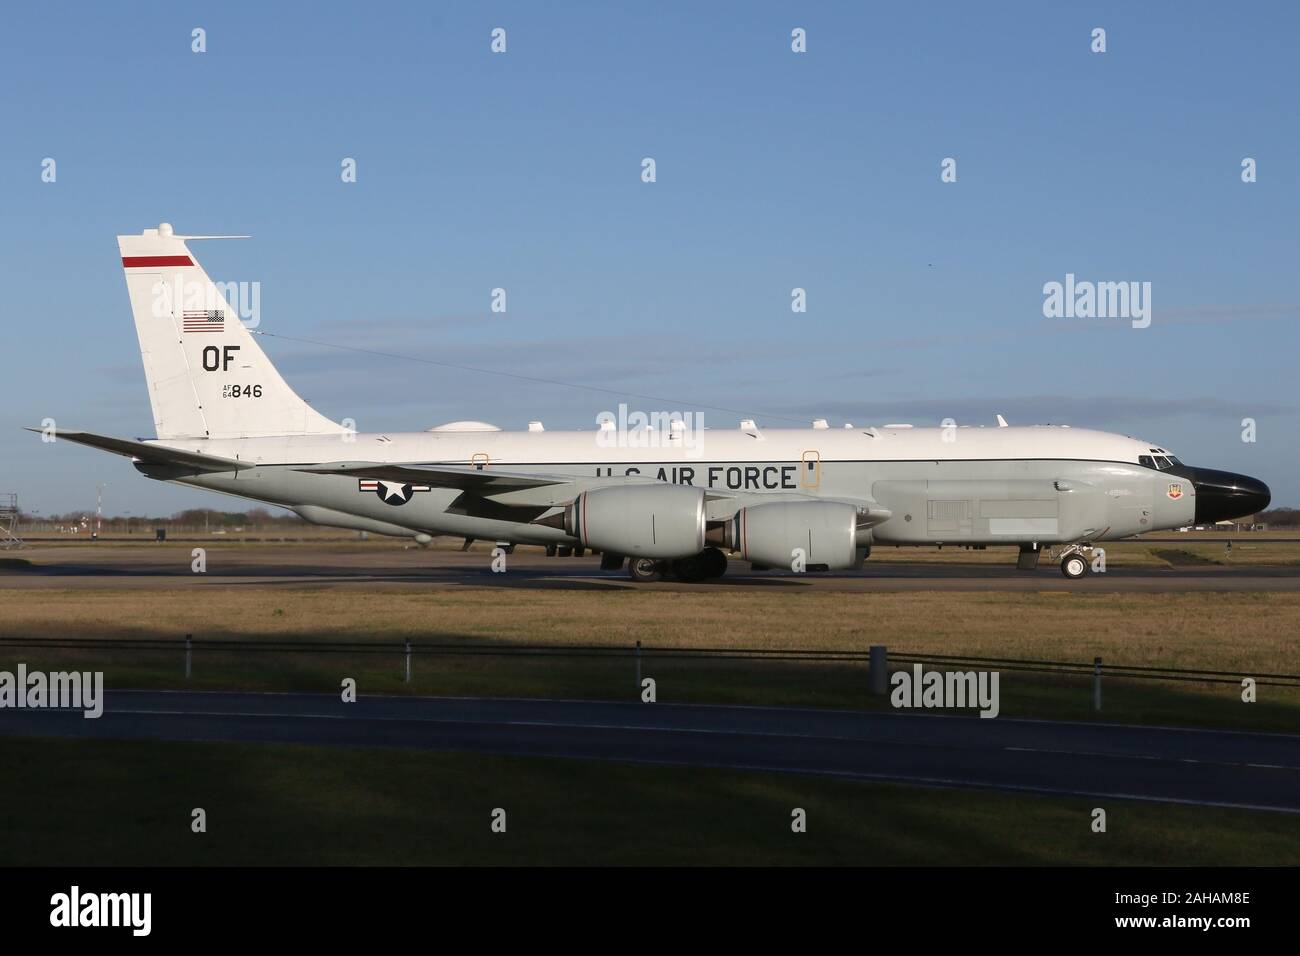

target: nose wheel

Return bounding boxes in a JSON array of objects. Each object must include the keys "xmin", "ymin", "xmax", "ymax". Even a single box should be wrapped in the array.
[
  {"xmin": 1057, "ymin": 543, "xmax": 1094, "ymax": 579},
  {"xmin": 1060, "ymin": 554, "xmax": 1089, "ymax": 579}
]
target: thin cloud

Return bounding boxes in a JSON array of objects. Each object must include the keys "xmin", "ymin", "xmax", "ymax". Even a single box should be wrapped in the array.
[{"xmin": 781, "ymin": 395, "xmax": 1294, "ymax": 426}]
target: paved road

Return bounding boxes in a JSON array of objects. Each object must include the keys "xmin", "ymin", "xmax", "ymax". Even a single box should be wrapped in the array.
[
  {"xmin": 3, "ymin": 546, "xmax": 1297, "ymax": 592},
  {"xmin": 4, "ymin": 691, "xmax": 1298, "ymax": 812}
]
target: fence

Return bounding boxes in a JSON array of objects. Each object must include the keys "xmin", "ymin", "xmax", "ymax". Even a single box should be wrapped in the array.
[{"xmin": 1, "ymin": 636, "xmax": 1296, "ymax": 711}]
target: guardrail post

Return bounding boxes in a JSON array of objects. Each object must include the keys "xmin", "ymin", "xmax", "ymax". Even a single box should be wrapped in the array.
[
  {"xmin": 405, "ymin": 640, "xmax": 412, "ymax": 683},
  {"xmin": 635, "ymin": 640, "xmax": 642, "ymax": 694},
  {"xmin": 185, "ymin": 633, "xmax": 192, "ymax": 679},
  {"xmin": 869, "ymin": 645, "xmax": 888, "ymax": 696},
  {"xmin": 1093, "ymin": 656, "xmax": 1102, "ymax": 712}
]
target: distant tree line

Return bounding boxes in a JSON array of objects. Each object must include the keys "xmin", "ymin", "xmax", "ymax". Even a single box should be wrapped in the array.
[
  {"xmin": 1258, "ymin": 508, "xmax": 1300, "ymax": 528},
  {"xmin": 19, "ymin": 507, "xmax": 306, "ymax": 532}
]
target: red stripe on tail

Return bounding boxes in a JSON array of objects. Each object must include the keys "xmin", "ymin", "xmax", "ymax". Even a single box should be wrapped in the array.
[{"xmin": 122, "ymin": 255, "xmax": 193, "ymax": 267}]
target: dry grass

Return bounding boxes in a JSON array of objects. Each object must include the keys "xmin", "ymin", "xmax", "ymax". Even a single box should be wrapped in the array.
[
  {"xmin": 4, "ymin": 587, "xmax": 1297, "ymax": 730},
  {"xmin": 3, "ymin": 586, "xmax": 1298, "ymax": 673}
]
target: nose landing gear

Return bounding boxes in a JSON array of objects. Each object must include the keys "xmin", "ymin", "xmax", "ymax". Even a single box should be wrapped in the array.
[{"xmin": 1056, "ymin": 543, "xmax": 1097, "ymax": 579}]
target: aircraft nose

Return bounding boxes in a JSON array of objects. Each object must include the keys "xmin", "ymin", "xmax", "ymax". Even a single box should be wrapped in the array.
[{"xmin": 1173, "ymin": 467, "xmax": 1271, "ymax": 524}]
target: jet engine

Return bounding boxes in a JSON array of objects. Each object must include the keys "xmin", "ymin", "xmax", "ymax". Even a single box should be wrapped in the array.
[
  {"xmin": 711, "ymin": 500, "xmax": 867, "ymax": 570},
  {"xmin": 563, "ymin": 483, "xmax": 706, "ymax": 558}
]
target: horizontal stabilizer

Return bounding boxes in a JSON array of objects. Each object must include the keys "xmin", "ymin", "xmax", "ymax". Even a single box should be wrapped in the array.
[{"xmin": 25, "ymin": 428, "xmax": 251, "ymax": 472}]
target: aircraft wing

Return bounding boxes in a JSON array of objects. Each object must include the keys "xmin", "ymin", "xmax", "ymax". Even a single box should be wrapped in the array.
[
  {"xmin": 295, "ymin": 461, "xmax": 574, "ymax": 491},
  {"xmin": 25, "ymin": 428, "xmax": 252, "ymax": 472},
  {"xmin": 298, "ymin": 462, "xmax": 893, "ymax": 524}
]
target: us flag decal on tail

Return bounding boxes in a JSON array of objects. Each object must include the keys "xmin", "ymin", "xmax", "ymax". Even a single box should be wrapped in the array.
[{"xmin": 182, "ymin": 310, "xmax": 225, "ymax": 332}]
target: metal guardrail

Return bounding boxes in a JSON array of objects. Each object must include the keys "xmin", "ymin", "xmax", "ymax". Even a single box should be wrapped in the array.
[
  {"xmin": 1, "ymin": 636, "xmax": 1296, "ymax": 689},
  {"xmin": 887, "ymin": 651, "xmax": 1300, "ymax": 687}
]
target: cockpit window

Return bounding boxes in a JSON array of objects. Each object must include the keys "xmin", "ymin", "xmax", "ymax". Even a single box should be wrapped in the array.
[{"xmin": 1139, "ymin": 454, "xmax": 1181, "ymax": 470}]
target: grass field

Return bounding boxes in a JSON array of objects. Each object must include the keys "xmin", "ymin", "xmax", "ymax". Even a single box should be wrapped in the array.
[
  {"xmin": 3, "ymin": 586, "xmax": 1298, "ymax": 731},
  {"xmin": 2, "ymin": 736, "xmax": 1296, "ymax": 866},
  {"xmin": 4, "ymin": 542, "xmax": 1298, "ymax": 867}
]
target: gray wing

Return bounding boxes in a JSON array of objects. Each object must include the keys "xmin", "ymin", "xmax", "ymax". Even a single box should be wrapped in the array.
[
  {"xmin": 296, "ymin": 461, "xmax": 891, "ymax": 524},
  {"xmin": 294, "ymin": 461, "xmax": 574, "ymax": 491}
]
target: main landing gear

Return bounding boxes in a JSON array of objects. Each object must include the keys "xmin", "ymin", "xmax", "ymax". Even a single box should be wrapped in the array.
[
  {"xmin": 627, "ymin": 547, "xmax": 728, "ymax": 583},
  {"xmin": 628, "ymin": 557, "xmax": 662, "ymax": 582}
]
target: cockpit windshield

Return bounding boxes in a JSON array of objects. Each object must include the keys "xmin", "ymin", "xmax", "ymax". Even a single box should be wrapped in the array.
[{"xmin": 1139, "ymin": 453, "xmax": 1182, "ymax": 470}]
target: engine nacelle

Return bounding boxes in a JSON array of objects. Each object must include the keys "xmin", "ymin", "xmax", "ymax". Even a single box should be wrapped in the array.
[
  {"xmin": 716, "ymin": 500, "xmax": 866, "ymax": 570},
  {"xmin": 565, "ymin": 483, "xmax": 706, "ymax": 558}
]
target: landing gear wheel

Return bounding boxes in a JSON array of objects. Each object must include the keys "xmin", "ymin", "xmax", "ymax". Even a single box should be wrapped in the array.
[
  {"xmin": 628, "ymin": 557, "xmax": 663, "ymax": 583},
  {"xmin": 1060, "ymin": 554, "xmax": 1089, "ymax": 579},
  {"xmin": 671, "ymin": 555, "xmax": 708, "ymax": 583},
  {"xmin": 701, "ymin": 547, "xmax": 728, "ymax": 578}
]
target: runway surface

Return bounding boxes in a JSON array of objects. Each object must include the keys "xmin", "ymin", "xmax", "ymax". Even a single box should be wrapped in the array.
[
  {"xmin": 4, "ymin": 690, "xmax": 1299, "ymax": 813},
  {"xmin": 3, "ymin": 545, "xmax": 1298, "ymax": 592}
]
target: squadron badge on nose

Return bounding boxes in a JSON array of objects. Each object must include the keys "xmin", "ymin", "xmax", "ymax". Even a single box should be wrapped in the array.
[
  {"xmin": 1167, "ymin": 482, "xmax": 1184, "ymax": 500},
  {"xmin": 359, "ymin": 479, "xmax": 431, "ymax": 506}
]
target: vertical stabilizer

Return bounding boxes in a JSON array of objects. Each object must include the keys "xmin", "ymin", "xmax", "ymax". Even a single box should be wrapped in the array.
[{"xmin": 118, "ymin": 223, "xmax": 345, "ymax": 440}]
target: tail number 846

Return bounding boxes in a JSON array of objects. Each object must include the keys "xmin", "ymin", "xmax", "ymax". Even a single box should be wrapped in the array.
[{"xmin": 222, "ymin": 384, "xmax": 263, "ymax": 398}]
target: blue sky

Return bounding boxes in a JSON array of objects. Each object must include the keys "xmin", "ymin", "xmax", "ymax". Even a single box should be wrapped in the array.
[{"xmin": 2, "ymin": 1, "xmax": 1296, "ymax": 515}]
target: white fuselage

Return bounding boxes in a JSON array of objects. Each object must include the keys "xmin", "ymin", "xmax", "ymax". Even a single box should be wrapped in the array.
[{"xmin": 146, "ymin": 423, "xmax": 1196, "ymax": 548}]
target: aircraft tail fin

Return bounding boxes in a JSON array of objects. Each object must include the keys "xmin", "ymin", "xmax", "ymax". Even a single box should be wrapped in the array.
[{"xmin": 118, "ymin": 223, "xmax": 345, "ymax": 440}]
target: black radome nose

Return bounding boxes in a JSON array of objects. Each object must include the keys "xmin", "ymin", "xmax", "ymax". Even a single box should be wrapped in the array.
[{"xmin": 1177, "ymin": 468, "xmax": 1271, "ymax": 524}]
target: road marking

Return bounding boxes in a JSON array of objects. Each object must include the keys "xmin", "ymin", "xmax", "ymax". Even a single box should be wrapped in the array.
[
  {"xmin": 78, "ymin": 710, "xmax": 1300, "ymax": 767},
  {"xmin": 1003, "ymin": 746, "xmax": 1298, "ymax": 771}
]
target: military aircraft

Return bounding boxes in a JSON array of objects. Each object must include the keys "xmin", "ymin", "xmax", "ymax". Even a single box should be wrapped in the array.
[{"xmin": 34, "ymin": 224, "xmax": 1271, "ymax": 581}]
